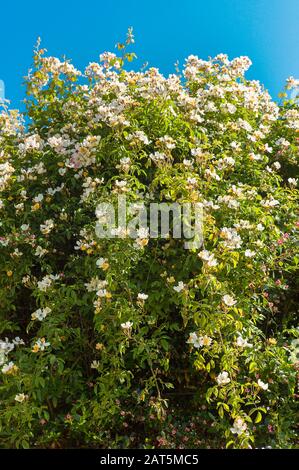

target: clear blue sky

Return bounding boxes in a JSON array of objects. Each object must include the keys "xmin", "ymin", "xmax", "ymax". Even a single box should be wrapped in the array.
[{"xmin": 1, "ymin": 0, "xmax": 299, "ymax": 109}]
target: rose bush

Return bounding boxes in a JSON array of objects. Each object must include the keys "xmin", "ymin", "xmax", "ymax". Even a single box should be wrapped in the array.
[{"xmin": 0, "ymin": 32, "xmax": 298, "ymax": 448}]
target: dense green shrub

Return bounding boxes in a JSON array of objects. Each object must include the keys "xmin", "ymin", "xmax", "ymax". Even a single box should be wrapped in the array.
[{"xmin": 0, "ymin": 33, "xmax": 298, "ymax": 448}]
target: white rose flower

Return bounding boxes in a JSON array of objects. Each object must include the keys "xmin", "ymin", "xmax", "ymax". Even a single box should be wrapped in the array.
[
  {"xmin": 257, "ymin": 379, "xmax": 269, "ymax": 391},
  {"xmin": 288, "ymin": 178, "xmax": 298, "ymax": 187},
  {"xmin": 121, "ymin": 321, "xmax": 133, "ymax": 332},
  {"xmin": 222, "ymin": 295, "xmax": 237, "ymax": 306},
  {"xmin": 230, "ymin": 418, "xmax": 247, "ymax": 435},
  {"xmin": 216, "ymin": 371, "xmax": 231, "ymax": 386},
  {"xmin": 15, "ymin": 393, "xmax": 28, "ymax": 403},
  {"xmin": 137, "ymin": 293, "xmax": 148, "ymax": 300},
  {"xmin": 244, "ymin": 249, "xmax": 256, "ymax": 258},
  {"xmin": 173, "ymin": 281, "xmax": 185, "ymax": 292},
  {"xmin": 31, "ymin": 307, "xmax": 51, "ymax": 321},
  {"xmin": 236, "ymin": 335, "xmax": 252, "ymax": 348}
]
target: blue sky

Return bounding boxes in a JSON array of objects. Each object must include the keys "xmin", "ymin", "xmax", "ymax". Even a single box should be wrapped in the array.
[{"xmin": 1, "ymin": 0, "xmax": 299, "ymax": 109}]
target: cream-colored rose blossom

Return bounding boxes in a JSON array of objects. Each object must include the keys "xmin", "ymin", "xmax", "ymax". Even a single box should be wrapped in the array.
[
  {"xmin": 15, "ymin": 393, "xmax": 28, "ymax": 403},
  {"xmin": 230, "ymin": 418, "xmax": 247, "ymax": 435},
  {"xmin": 257, "ymin": 379, "xmax": 269, "ymax": 391},
  {"xmin": 222, "ymin": 295, "xmax": 237, "ymax": 307},
  {"xmin": 216, "ymin": 371, "xmax": 231, "ymax": 386}
]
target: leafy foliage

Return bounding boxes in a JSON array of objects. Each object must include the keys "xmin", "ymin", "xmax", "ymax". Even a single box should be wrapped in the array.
[{"xmin": 0, "ymin": 32, "xmax": 298, "ymax": 448}]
